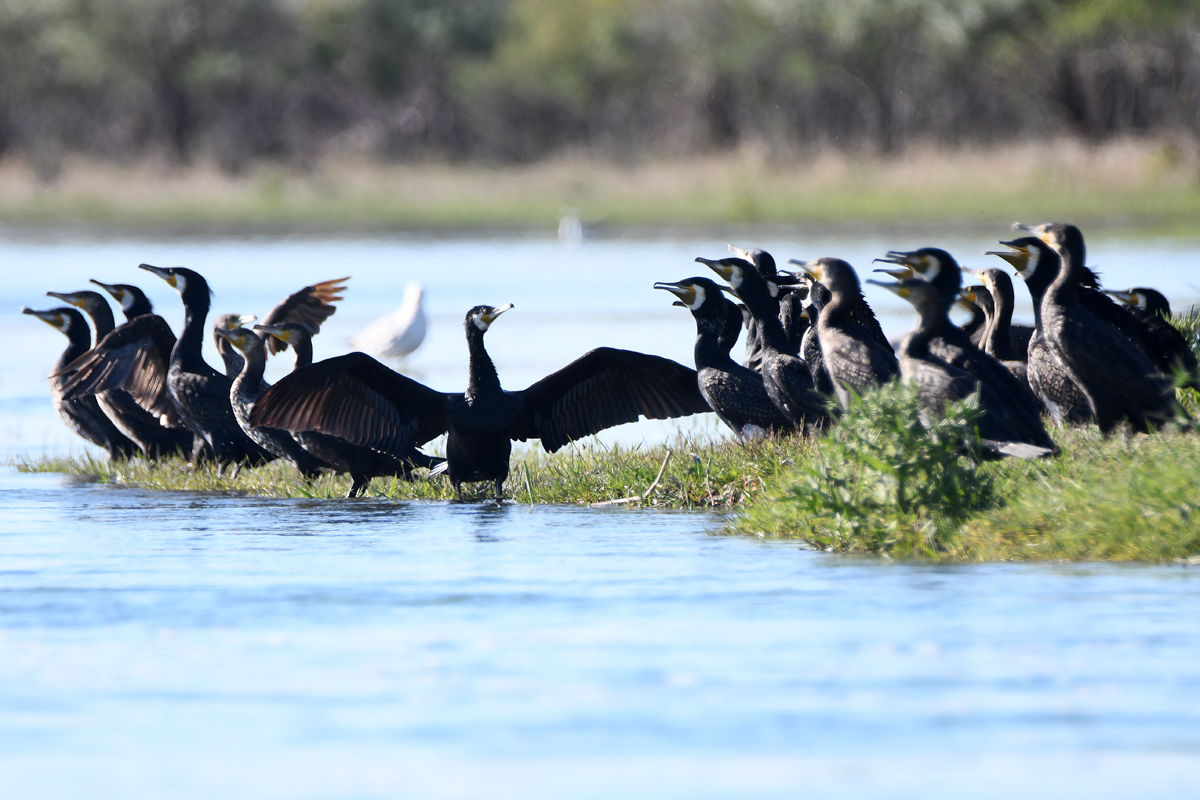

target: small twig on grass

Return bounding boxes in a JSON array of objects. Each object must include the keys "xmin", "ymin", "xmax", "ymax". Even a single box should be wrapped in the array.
[{"xmin": 589, "ymin": 449, "xmax": 673, "ymax": 509}]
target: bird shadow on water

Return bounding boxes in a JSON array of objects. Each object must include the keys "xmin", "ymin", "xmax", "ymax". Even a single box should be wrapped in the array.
[{"xmin": 450, "ymin": 499, "xmax": 511, "ymax": 542}]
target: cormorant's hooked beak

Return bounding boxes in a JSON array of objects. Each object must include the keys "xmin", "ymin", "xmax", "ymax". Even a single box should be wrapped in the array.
[
  {"xmin": 726, "ymin": 244, "xmax": 754, "ymax": 262},
  {"xmin": 696, "ymin": 257, "xmax": 734, "ymax": 282},
  {"xmin": 46, "ymin": 291, "xmax": 86, "ymax": 308},
  {"xmin": 89, "ymin": 279, "xmax": 125, "ymax": 303},
  {"xmin": 787, "ymin": 258, "xmax": 822, "ymax": 281},
  {"xmin": 955, "ymin": 290, "xmax": 978, "ymax": 311},
  {"xmin": 213, "ymin": 326, "xmax": 249, "ymax": 350},
  {"xmin": 653, "ymin": 281, "xmax": 697, "ymax": 306},
  {"xmin": 21, "ymin": 307, "xmax": 66, "ymax": 329},
  {"xmin": 985, "ymin": 240, "xmax": 1028, "ymax": 269},
  {"xmin": 219, "ymin": 314, "xmax": 257, "ymax": 330},
  {"xmin": 254, "ymin": 323, "xmax": 291, "ymax": 342},
  {"xmin": 1103, "ymin": 289, "xmax": 1137, "ymax": 306},
  {"xmin": 1011, "ymin": 222, "xmax": 1053, "ymax": 244},
  {"xmin": 139, "ymin": 263, "xmax": 176, "ymax": 288},
  {"xmin": 875, "ymin": 250, "xmax": 935, "ymax": 278},
  {"xmin": 865, "ymin": 279, "xmax": 909, "ymax": 299},
  {"xmin": 871, "ymin": 263, "xmax": 914, "ymax": 279},
  {"xmin": 481, "ymin": 303, "xmax": 514, "ymax": 325}
]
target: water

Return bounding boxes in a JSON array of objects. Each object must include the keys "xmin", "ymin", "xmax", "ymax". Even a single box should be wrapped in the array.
[
  {"xmin": 3, "ymin": 228, "xmax": 1200, "ymax": 797},
  {"xmin": 2, "ymin": 467, "xmax": 1199, "ymax": 798}
]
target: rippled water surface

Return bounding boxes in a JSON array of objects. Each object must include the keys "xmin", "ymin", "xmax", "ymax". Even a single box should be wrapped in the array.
[{"xmin": 2, "ymin": 467, "xmax": 1200, "ymax": 799}]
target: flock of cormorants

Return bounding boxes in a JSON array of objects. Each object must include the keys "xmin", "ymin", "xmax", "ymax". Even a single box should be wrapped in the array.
[{"xmin": 23, "ymin": 221, "xmax": 1195, "ymax": 500}]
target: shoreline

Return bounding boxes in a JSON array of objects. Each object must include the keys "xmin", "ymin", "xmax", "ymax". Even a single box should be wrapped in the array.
[{"xmin": 3, "ymin": 140, "xmax": 1200, "ymax": 237}]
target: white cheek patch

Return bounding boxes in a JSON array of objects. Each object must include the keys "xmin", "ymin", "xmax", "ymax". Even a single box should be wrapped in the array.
[
  {"xmin": 1017, "ymin": 248, "xmax": 1039, "ymax": 279},
  {"xmin": 1135, "ymin": 293, "xmax": 1148, "ymax": 309},
  {"xmin": 729, "ymin": 265, "xmax": 744, "ymax": 289},
  {"xmin": 473, "ymin": 315, "xmax": 490, "ymax": 331},
  {"xmin": 688, "ymin": 284, "xmax": 706, "ymax": 311},
  {"xmin": 118, "ymin": 293, "xmax": 134, "ymax": 312},
  {"xmin": 767, "ymin": 282, "xmax": 779, "ymax": 298},
  {"xmin": 923, "ymin": 259, "xmax": 940, "ymax": 282},
  {"xmin": 174, "ymin": 274, "xmax": 187, "ymax": 294}
]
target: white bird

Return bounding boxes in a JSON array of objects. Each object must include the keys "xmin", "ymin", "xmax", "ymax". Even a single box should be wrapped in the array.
[{"xmin": 349, "ymin": 281, "xmax": 427, "ymax": 362}]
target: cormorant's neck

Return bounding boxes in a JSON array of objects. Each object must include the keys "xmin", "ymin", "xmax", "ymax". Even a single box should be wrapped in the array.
[
  {"xmin": 736, "ymin": 278, "xmax": 791, "ymax": 353},
  {"xmin": 292, "ymin": 337, "xmax": 313, "ymax": 370},
  {"xmin": 1045, "ymin": 247, "xmax": 1080, "ymax": 306},
  {"xmin": 983, "ymin": 281, "xmax": 1015, "ymax": 356},
  {"xmin": 54, "ymin": 326, "xmax": 92, "ymax": 375},
  {"xmin": 232, "ymin": 339, "xmax": 267, "ymax": 401},
  {"xmin": 906, "ymin": 303, "xmax": 945, "ymax": 354},
  {"xmin": 174, "ymin": 292, "xmax": 211, "ymax": 369},
  {"xmin": 465, "ymin": 326, "xmax": 502, "ymax": 402},
  {"xmin": 693, "ymin": 313, "xmax": 737, "ymax": 371},
  {"xmin": 86, "ymin": 304, "xmax": 115, "ymax": 343},
  {"xmin": 126, "ymin": 296, "xmax": 153, "ymax": 319}
]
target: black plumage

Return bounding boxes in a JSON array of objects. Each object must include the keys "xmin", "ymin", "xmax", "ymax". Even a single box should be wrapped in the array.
[
  {"xmin": 956, "ymin": 286, "xmax": 989, "ymax": 346},
  {"xmin": 48, "ymin": 288, "xmax": 190, "ymax": 459},
  {"xmin": 1105, "ymin": 287, "xmax": 1199, "ymax": 386},
  {"xmin": 23, "ymin": 306, "xmax": 138, "ymax": 459},
  {"xmin": 139, "ymin": 265, "xmax": 273, "ymax": 466},
  {"xmin": 656, "ymin": 277, "xmax": 792, "ymax": 438},
  {"xmin": 699, "ymin": 257, "xmax": 829, "ymax": 430},
  {"xmin": 874, "ymin": 248, "xmax": 1054, "ymax": 450},
  {"xmin": 791, "ymin": 258, "xmax": 898, "ymax": 410},
  {"xmin": 971, "ymin": 268, "xmax": 1029, "ymax": 383},
  {"xmin": 798, "ymin": 278, "xmax": 835, "ymax": 396},
  {"xmin": 870, "ymin": 279, "xmax": 1051, "ymax": 459},
  {"xmin": 250, "ymin": 304, "xmax": 711, "ymax": 499}
]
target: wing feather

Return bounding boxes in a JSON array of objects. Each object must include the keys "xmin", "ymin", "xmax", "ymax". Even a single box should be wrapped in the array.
[{"xmin": 261, "ymin": 277, "xmax": 350, "ymax": 354}]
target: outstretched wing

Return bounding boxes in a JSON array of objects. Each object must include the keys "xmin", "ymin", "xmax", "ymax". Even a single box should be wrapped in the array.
[
  {"xmin": 261, "ymin": 277, "xmax": 349, "ymax": 354},
  {"xmin": 58, "ymin": 314, "xmax": 178, "ymax": 423},
  {"xmin": 511, "ymin": 347, "xmax": 710, "ymax": 452},
  {"xmin": 249, "ymin": 352, "xmax": 450, "ymax": 453}
]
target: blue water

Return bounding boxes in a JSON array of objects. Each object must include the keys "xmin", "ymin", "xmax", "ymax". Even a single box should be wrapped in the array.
[{"xmin": 2, "ymin": 467, "xmax": 1199, "ymax": 798}]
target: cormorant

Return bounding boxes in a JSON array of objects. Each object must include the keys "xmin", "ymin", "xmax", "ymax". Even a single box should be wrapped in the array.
[
  {"xmin": 790, "ymin": 258, "xmax": 899, "ymax": 409},
  {"xmin": 955, "ymin": 286, "xmax": 989, "ymax": 345},
  {"xmin": 728, "ymin": 246, "xmax": 806, "ymax": 369},
  {"xmin": 250, "ymin": 304, "xmax": 710, "ymax": 500},
  {"xmin": 45, "ymin": 289, "xmax": 190, "ymax": 459},
  {"xmin": 1001, "ymin": 234, "xmax": 1179, "ymax": 433},
  {"xmin": 698, "ymin": 257, "xmax": 828, "ymax": 430},
  {"xmin": 23, "ymin": 306, "xmax": 138, "ymax": 459},
  {"xmin": 971, "ymin": 268, "xmax": 1029, "ymax": 383},
  {"xmin": 868, "ymin": 279, "xmax": 1051, "ymax": 459},
  {"xmin": 797, "ymin": 277, "xmax": 835, "ymax": 396},
  {"xmin": 214, "ymin": 326, "xmax": 332, "ymax": 480},
  {"xmin": 139, "ymin": 265, "xmax": 273, "ymax": 466},
  {"xmin": 253, "ymin": 322, "xmax": 443, "ymax": 496},
  {"xmin": 655, "ymin": 277, "xmax": 791, "ymax": 438},
  {"xmin": 872, "ymin": 248, "xmax": 1054, "ymax": 450},
  {"xmin": 1105, "ymin": 287, "xmax": 1199, "ymax": 385},
  {"xmin": 987, "ymin": 237, "xmax": 1092, "ymax": 425}
]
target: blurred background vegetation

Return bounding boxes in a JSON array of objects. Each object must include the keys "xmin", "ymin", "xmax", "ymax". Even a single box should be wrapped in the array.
[{"xmin": 4, "ymin": 0, "xmax": 1198, "ymax": 177}]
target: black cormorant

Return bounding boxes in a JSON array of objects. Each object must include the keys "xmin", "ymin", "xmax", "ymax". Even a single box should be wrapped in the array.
[
  {"xmin": 872, "ymin": 248, "xmax": 1054, "ymax": 450},
  {"xmin": 250, "ymin": 304, "xmax": 710, "ymax": 499},
  {"xmin": 139, "ymin": 265, "xmax": 273, "ymax": 466},
  {"xmin": 955, "ymin": 286, "xmax": 989, "ymax": 345},
  {"xmin": 1105, "ymin": 287, "xmax": 1198, "ymax": 386},
  {"xmin": 790, "ymin": 258, "xmax": 899, "ymax": 409},
  {"xmin": 868, "ymin": 279, "xmax": 1051, "ymax": 459},
  {"xmin": 1003, "ymin": 233, "xmax": 1179, "ymax": 433},
  {"xmin": 46, "ymin": 289, "xmax": 190, "ymax": 459},
  {"xmin": 970, "ymin": 268, "xmax": 1029, "ymax": 383},
  {"xmin": 698, "ymin": 257, "xmax": 828, "ymax": 429},
  {"xmin": 797, "ymin": 277, "xmax": 835, "ymax": 396},
  {"xmin": 252, "ymin": 322, "xmax": 444, "ymax": 496},
  {"xmin": 656, "ymin": 277, "xmax": 791, "ymax": 438},
  {"xmin": 23, "ymin": 306, "xmax": 138, "ymax": 459}
]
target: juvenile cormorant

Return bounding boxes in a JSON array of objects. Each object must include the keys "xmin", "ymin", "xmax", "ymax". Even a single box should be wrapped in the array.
[
  {"xmin": 250, "ymin": 304, "xmax": 710, "ymax": 500},
  {"xmin": 789, "ymin": 258, "xmax": 892, "ymax": 354},
  {"xmin": 971, "ymin": 268, "xmax": 1029, "ymax": 382},
  {"xmin": 698, "ymin": 257, "xmax": 828, "ymax": 430},
  {"xmin": 790, "ymin": 258, "xmax": 899, "ymax": 409},
  {"xmin": 139, "ymin": 265, "xmax": 273, "ymax": 466},
  {"xmin": 46, "ymin": 289, "xmax": 190, "ymax": 459},
  {"xmin": 252, "ymin": 323, "xmax": 443, "ymax": 496},
  {"xmin": 1006, "ymin": 231, "xmax": 1180, "ymax": 433},
  {"xmin": 23, "ymin": 306, "xmax": 138, "ymax": 459},
  {"xmin": 873, "ymin": 248, "xmax": 1054, "ymax": 450},
  {"xmin": 955, "ymin": 287, "xmax": 989, "ymax": 345},
  {"xmin": 656, "ymin": 277, "xmax": 791, "ymax": 438},
  {"xmin": 868, "ymin": 280, "xmax": 1051, "ymax": 459}
]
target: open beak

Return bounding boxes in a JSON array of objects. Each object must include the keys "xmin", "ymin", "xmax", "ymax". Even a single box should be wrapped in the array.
[
  {"xmin": 985, "ymin": 241, "xmax": 1027, "ymax": 269},
  {"xmin": 653, "ymin": 281, "xmax": 697, "ymax": 306},
  {"xmin": 865, "ymin": 279, "xmax": 908, "ymax": 298},
  {"xmin": 871, "ymin": 264, "xmax": 914, "ymax": 279},
  {"xmin": 1103, "ymin": 289, "xmax": 1136, "ymax": 305},
  {"xmin": 481, "ymin": 303, "xmax": 514, "ymax": 325},
  {"xmin": 139, "ymin": 263, "xmax": 176, "ymax": 287}
]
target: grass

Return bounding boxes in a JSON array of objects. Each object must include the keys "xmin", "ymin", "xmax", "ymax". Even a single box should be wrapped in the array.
[{"xmin": 6, "ymin": 139, "xmax": 1200, "ymax": 234}]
